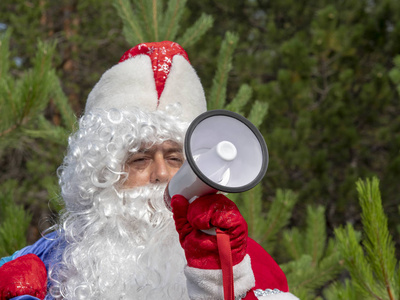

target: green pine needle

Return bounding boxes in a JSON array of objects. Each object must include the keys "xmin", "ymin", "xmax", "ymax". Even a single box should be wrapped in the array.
[
  {"xmin": 237, "ymin": 184, "xmax": 262, "ymax": 239},
  {"xmin": 261, "ymin": 189, "xmax": 297, "ymax": 246},
  {"xmin": 289, "ymin": 252, "xmax": 342, "ymax": 296},
  {"xmin": 0, "ymin": 180, "xmax": 32, "ymax": 257},
  {"xmin": 225, "ymin": 83, "xmax": 253, "ymax": 114},
  {"xmin": 22, "ymin": 116, "xmax": 70, "ymax": 145},
  {"xmin": 50, "ymin": 72, "xmax": 76, "ymax": 130},
  {"xmin": 247, "ymin": 100, "xmax": 268, "ymax": 128},
  {"xmin": 133, "ymin": 0, "xmax": 153, "ymax": 41},
  {"xmin": 283, "ymin": 227, "xmax": 305, "ymax": 260},
  {"xmin": 305, "ymin": 206, "xmax": 326, "ymax": 265},
  {"xmin": 177, "ymin": 13, "xmax": 214, "ymax": 48},
  {"xmin": 357, "ymin": 177, "xmax": 398, "ymax": 299},
  {"xmin": 143, "ymin": 0, "xmax": 163, "ymax": 41},
  {"xmin": 113, "ymin": 0, "xmax": 145, "ymax": 44},
  {"xmin": 208, "ymin": 31, "xmax": 239, "ymax": 110},
  {"xmin": 161, "ymin": 0, "xmax": 186, "ymax": 41},
  {"xmin": 323, "ymin": 279, "xmax": 366, "ymax": 300},
  {"xmin": 0, "ymin": 29, "xmax": 11, "ymax": 80},
  {"xmin": 335, "ymin": 223, "xmax": 384, "ymax": 299}
]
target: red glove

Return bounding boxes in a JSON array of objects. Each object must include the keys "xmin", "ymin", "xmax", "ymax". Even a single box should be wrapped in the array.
[
  {"xmin": 171, "ymin": 193, "xmax": 248, "ymax": 269},
  {"xmin": 0, "ymin": 254, "xmax": 47, "ymax": 300}
]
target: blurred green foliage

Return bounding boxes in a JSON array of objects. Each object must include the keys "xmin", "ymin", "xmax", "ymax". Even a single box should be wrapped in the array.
[{"xmin": 0, "ymin": 1, "xmax": 400, "ymax": 298}]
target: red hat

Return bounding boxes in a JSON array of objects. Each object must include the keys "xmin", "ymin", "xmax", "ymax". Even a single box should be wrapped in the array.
[{"xmin": 85, "ymin": 41, "xmax": 207, "ymax": 122}]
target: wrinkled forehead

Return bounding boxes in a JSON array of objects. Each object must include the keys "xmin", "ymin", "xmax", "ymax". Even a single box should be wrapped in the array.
[{"xmin": 136, "ymin": 140, "xmax": 183, "ymax": 152}]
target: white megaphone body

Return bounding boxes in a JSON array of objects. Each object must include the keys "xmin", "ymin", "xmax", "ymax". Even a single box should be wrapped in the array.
[{"xmin": 164, "ymin": 110, "xmax": 269, "ymax": 219}]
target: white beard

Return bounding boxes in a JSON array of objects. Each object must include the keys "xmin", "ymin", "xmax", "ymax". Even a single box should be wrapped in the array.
[{"xmin": 51, "ymin": 184, "xmax": 189, "ymax": 300}]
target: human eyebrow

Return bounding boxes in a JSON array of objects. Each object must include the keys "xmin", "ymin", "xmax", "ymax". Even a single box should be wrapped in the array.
[
  {"xmin": 137, "ymin": 147, "xmax": 156, "ymax": 154},
  {"xmin": 165, "ymin": 147, "xmax": 183, "ymax": 154}
]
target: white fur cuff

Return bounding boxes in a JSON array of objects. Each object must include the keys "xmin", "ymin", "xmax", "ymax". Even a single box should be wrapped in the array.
[
  {"xmin": 255, "ymin": 292, "xmax": 299, "ymax": 300},
  {"xmin": 184, "ymin": 254, "xmax": 255, "ymax": 300}
]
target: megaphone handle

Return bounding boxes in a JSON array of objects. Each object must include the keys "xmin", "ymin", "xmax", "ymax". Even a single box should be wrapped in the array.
[
  {"xmin": 216, "ymin": 228, "xmax": 234, "ymax": 300},
  {"xmin": 201, "ymin": 228, "xmax": 217, "ymax": 235}
]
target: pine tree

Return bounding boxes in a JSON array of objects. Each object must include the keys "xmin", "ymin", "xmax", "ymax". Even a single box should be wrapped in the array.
[
  {"xmin": 0, "ymin": 29, "xmax": 75, "ymax": 253},
  {"xmin": 0, "ymin": 0, "xmax": 129, "ymax": 112},
  {"xmin": 0, "ymin": 0, "xmax": 127, "ymax": 245}
]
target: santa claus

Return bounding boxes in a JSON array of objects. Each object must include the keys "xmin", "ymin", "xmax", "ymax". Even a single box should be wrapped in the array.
[{"xmin": 0, "ymin": 41, "xmax": 298, "ymax": 300}]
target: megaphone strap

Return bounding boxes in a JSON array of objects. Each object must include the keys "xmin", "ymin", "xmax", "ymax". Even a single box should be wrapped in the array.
[{"xmin": 216, "ymin": 228, "xmax": 235, "ymax": 300}]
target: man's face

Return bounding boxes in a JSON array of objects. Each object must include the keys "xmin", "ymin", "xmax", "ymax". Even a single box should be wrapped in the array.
[{"xmin": 123, "ymin": 140, "xmax": 184, "ymax": 188}]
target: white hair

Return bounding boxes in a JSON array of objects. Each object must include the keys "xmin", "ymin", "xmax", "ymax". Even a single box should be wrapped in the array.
[
  {"xmin": 47, "ymin": 105, "xmax": 190, "ymax": 299},
  {"xmin": 59, "ymin": 104, "xmax": 187, "ymax": 213}
]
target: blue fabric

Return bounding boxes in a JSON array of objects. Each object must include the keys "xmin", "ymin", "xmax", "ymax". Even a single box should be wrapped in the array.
[
  {"xmin": 10, "ymin": 296, "xmax": 41, "ymax": 300},
  {"xmin": 14, "ymin": 231, "xmax": 64, "ymax": 273},
  {"xmin": 0, "ymin": 250, "xmax": 19, "ymax": 267}
]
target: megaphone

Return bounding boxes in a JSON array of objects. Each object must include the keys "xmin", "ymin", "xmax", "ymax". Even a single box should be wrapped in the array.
[{"xmin": 164, "ymin": 109, "xmax": 268, "ymax": 213}]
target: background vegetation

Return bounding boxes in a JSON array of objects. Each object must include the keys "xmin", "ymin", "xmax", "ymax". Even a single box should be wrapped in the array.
[{"xmin": 1, "ymin": 0, "xmax": 399, "ymax": 298}]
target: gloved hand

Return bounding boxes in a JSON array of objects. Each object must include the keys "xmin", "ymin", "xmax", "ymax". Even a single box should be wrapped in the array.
[
  {"xmin": 171, "ymin": 193, "xmax": 248, "ymax": 270},
  {"xmin": 0, "ymin": 254, "xmax": 47, "ymax": 300}
]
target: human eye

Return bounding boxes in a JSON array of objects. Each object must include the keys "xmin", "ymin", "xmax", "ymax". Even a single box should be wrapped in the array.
[
  {"xmin": 167, "ymin": 153, "xmax": 184, "ymax": 167},
  {"xmin": 127, "ymin": 154, "xmax": 151, "ymax": 169}
]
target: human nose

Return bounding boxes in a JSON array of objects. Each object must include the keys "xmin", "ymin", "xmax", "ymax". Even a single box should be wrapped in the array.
[{"xmin": 150, "ymin": 154, "xmax": 170, "ymax": 184}]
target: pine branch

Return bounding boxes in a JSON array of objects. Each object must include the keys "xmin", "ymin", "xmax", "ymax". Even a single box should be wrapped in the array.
[
  {"xmin": 19, "ymin": 42, "xmax": 50, "ymax": 123},
  {"xmin": 162, "ymin": 0, "xmax": 186, "ymax": 41},
  {"xmin": 18, "ymin": 40, "xmax": 55, "ymax": 124},
  {"xmin": 0, "ymin": 29, "xmax": 11, "ymax": 80},
  {"xmin": 0, "ymin": 78, "xmax": 16, "ymax": 136},
  {"xmin": 177, "ymin": 13, "xmax": 214, "ymax": 48},
  {"xmin": 239, "ymin": 184, "xmax": 263, "ymax": 239},
  {"xmin": 0, "ymin": 30, "xmax": 14, "ymax": 129},
  {"xmin": 208, "ymin": 31, "xmax": 239, "ymax": 110},
  {"xmin": 283, "ymin": 227, "xmax": 304, "ymax": 260},
  {"xmin": 113, "ymin": 0, "xmax": 145, "ymax": 44},
  {"xmin": 282, "ymin": 254, "xmax": 314, "ymax": 296},
  {"xmin": 357, "ymin": 177, "xmax": 397, "ymax": 300},
  {"xmin": 225, "ymin": 83, "xmax": 253, "ymax": 114},
  {"xmin": 260, "ymin": 189, "xmax": 297, "ymax": 245},
  {"xmin": 324, "ymin": 279, "xmax": 366, "ymax": 300},
  {"xmin": 151, "ymin": 0, "xmax": 159, "ymax": 41},
  {"xmin": 0, "ymin": 180, "xmax": 32, "ymax": 257},
  {"xmin": 49, "ymin": 71, "xmax": 76, "ymax": 130},
  {"xmin": 23, "ymin": 116, "xmax": 70, "ymax": 145},
  {"xmin": 335, "ymin": 224, "xmax": 384, "ymax": 299},
  {"xmin": 0, "ymin": 32, "xmax": 73, "ymax": 150},
  {"xmin": 305, "ymin": 206, "xmax": 326, "ymax": 265},
  {"xmin": 247, "ymin": 100, "xmax": 268, "ymax": 128},
  {"xmin": 284, "ymin": 249, "xmax": 343, "ymax": 297},
  {"xmin": 296, "ymin": 257, "xmax": 342, "ymax": 293},
  {"xmin": 0, "ymin": 119, "xmax": 28, "ymax": 139},
  {"xmin": 134, "ymin": 0, "xmax": 152, "ymax": 41}
]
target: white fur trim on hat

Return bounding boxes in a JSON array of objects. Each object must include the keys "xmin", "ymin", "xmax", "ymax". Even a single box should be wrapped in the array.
[
  {"xmin": 85, "ymin": 44, "xmax": 207, "ymax": 123},
  {"xmin": 158, "ymin": 55, "xmax": 207, "ymax": 123},
  {"xmin": 85, "ymin": 55, "xmax": 158, "ymax": 114},
  {"xmin": 184, "ymin": 254, "xmax": 255, "ymax": 300},
  {"xmin": 255, "ymin": 292, "xmax": 299, "ymax": 300}
]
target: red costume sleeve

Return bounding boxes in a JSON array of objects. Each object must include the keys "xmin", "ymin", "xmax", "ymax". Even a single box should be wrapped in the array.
[
  {"xmin": 247, "ymin": 238, "xmax": 288, "ymax": 292},
  {"xmin": 243, "ymin": 238, "xmax": 289, "ymax": 299}
]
